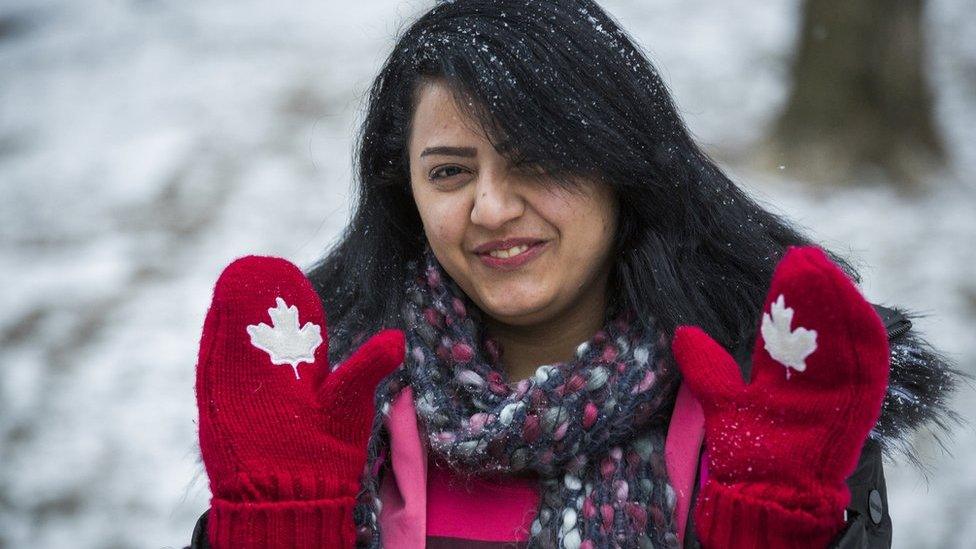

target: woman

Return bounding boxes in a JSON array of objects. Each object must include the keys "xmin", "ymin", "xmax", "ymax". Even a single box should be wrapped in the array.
[{"xmin": 187, "ymin": 1, "xmax": 962, "ymax": 547}]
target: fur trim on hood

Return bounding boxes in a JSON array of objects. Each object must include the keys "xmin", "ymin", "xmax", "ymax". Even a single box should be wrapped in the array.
[{"xmin": 870, "ymin": 304, "xmax": 970, "ymax": 469}]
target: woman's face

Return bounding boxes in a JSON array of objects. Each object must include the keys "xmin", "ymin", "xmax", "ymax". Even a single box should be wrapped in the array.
[{"xmin": 407, "ymin": 80, "xmax": 618, "ymax": 327}]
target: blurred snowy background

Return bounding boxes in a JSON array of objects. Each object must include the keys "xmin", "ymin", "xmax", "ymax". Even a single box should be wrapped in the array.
[{"xmin": 1, "ymin": 0, "xmax": 973, "ymax": 547}]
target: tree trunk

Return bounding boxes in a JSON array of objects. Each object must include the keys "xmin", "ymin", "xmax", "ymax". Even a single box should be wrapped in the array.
[{"xmin": 765, "ymin": 0, "xmax": 944, "ymax": 190}]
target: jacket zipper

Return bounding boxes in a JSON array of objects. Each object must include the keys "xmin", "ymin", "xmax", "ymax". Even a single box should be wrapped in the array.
[{"xmin": 886, "ymin": 318, "xmax": 912, "ymax": 340}]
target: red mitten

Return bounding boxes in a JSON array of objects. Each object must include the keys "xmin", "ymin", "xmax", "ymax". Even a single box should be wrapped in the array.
[
  {"xmin": 672, "ymin": 245, "xmax": 890, "ymax": 548},
  {"xmin": 196, "ymin": 255, "xmax": 405, "ymax": 548}
]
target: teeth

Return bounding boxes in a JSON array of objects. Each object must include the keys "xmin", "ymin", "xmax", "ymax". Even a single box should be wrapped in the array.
[{"xmin": 489, "ymin": 244, "xmax": 530, "ymax": 258}]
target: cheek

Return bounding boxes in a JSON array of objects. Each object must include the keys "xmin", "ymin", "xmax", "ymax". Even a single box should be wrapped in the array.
[
  {"xmin": 541, "ymin": 201, "xmax": 616, "ymax": 282},
  {"xmin": 547, "ymin": 195, "xmax": 615, "ymax": 251},
  {"xmin": 415, "ymin": 191, "xmax": 469, "ymax": 245}
]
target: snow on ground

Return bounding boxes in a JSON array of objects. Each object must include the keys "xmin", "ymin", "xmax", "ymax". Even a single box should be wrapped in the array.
[{"xmin": 0, "ymin": 1, "xmax": 972, "ymax": 547}]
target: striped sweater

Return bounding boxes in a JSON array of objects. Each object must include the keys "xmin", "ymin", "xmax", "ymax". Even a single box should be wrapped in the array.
[
  {"xmin": 378, "ymin": 384, "xmax": 707, "ymax": 547},
  {"xmin": 424, "ymin": 452, "xmax": 711, "ymax": 547}
]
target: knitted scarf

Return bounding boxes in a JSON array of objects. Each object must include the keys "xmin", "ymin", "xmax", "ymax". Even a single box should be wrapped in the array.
[{"xmin": 353, "ymin": 245, "xmax": 681, "ymax": 548}]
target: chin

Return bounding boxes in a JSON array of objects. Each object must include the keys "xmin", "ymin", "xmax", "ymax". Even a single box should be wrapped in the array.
[{"xmin": 478, "ymin": 294, "xmax": 551, "ymax": 325}]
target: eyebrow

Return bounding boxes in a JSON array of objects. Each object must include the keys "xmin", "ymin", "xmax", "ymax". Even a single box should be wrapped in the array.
[{"xmin": 420, "ymin": 146, "xmax": 478, "ymax": 158}]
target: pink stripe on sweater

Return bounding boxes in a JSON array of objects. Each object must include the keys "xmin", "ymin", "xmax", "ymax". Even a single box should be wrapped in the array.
[
  {"xmin": 664, "ymin": 382, "xmax": 706, "ymax": 545},
  {"xmin": 378, "ymin": 386, "xmax": 428, "ymax": 549}
]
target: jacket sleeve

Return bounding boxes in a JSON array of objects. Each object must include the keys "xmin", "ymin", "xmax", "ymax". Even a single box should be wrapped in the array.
[
  {"xmin": 187, "ymin": 509, "xmax": 209, "ymax": 549},
  {"xmin": 827, "ymin": 438, "xmax": 893, "ymax": 548}
]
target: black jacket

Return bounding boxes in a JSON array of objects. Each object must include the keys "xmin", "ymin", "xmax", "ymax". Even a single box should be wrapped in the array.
[{"xmin": 186, "ymin": 304, "xmax": 963, "ymax": 548}]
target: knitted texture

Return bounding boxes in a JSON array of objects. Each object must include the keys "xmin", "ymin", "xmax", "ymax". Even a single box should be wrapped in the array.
[
  {"xmin": 195, "ymin": 255, "xmax": 406, "ymax": 548},
  {"xmin": 671, "ymin": 245, "xmax": 890, "ymax": 548},
  {"xmin": 353, "ymin": 244, "xmax": 682, "ymax": 548}
]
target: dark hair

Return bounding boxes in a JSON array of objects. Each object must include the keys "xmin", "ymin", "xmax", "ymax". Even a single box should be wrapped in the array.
[{"xmin": 306, "ymin": 0, "xmax": 860, "ymax": 367}]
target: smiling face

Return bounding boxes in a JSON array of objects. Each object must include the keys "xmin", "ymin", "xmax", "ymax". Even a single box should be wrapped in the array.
[{"xmin": 407, "ymin": 79, "xmax": 618, "ymax": 328}]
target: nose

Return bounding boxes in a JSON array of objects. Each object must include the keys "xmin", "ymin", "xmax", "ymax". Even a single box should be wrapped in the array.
[{"xmin": 469, "ymin": 169, "xmax": 525, "ymax": 230}]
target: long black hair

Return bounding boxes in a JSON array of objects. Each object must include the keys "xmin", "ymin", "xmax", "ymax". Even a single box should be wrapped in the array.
[{"xmin": 306, "ymin": 0, "xmax": 860, "ymax": 367}]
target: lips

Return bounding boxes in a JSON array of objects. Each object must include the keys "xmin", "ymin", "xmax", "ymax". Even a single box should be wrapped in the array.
[
  {"xmin": 473, "ymin": 237, "xmax": 547, "ymax": 255},
  {"xmin": 476, "ymin": 240, "xmax": 549, "ymax": 271}
]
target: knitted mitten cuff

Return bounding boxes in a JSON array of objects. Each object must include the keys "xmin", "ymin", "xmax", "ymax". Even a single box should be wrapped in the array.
[
  {"xmin": 694, "ymin": 480, "xmax": 847, "ymax": 549},
  {"xmin": 208, "ymin": 495, "xmax": 357, "ymax": 549}
]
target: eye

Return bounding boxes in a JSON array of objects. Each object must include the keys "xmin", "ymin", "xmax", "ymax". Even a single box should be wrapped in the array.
[{"xmin": 429, "ymin": 165, "xmax": 468, "ymax": 181}]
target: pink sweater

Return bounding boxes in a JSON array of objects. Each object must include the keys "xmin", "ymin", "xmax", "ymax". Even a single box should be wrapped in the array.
[
  {"xmin": 377, "ymin": 383, "xmax": 706, "ymax": 548},
  {"xmin": 426, "ymin": 455, "xmax": 539, "ymax": 547}
]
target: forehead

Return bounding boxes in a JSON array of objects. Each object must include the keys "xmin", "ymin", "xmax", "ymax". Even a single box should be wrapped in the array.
[{"xmin": 410, "ymin": 81, "xmax": 492, "ymax": 150}]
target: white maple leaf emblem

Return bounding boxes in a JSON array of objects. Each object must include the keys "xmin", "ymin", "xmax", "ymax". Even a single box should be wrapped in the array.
[
  {"xmin": 246, "ymin": 296, "xmax": 323, "ymax": 379},
  {"xmin": 760, "ymin": 294, "xmax": 818, "ymax": 379}
]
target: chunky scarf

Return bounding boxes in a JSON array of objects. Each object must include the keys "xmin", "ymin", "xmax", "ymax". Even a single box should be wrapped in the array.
[{"xmin": 353, "ymin": 245, "xmax": 681, "ymax": 548}]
